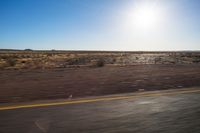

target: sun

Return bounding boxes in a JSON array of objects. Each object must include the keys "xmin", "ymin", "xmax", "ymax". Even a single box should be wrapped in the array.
[
  {"xmin": 134, "ymin": 6, "xmax": 159, "ymax": 29},
  {"xmin": 125, "ymin": 2, "xmax": 163, "ymax": 31}
]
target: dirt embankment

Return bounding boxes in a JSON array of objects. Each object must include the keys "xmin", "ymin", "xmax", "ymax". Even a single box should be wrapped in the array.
[{"xmin": 1, "ymin": 64, "xmax": 200, "ymax": 103}]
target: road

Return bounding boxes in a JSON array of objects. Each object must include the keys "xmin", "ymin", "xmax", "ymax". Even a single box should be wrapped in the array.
[{"xmin": 0, "ymin": 89, "xmax": 200, "ymax": 133}]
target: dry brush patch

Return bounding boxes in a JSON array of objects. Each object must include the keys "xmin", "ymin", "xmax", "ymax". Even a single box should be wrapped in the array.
[{"xmin": 1, "ymin": 51, "xmax": 200, "ymax": 70}]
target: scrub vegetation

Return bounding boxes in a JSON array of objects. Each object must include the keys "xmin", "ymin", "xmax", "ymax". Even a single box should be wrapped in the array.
[{"xmin": 0, "ymin": 50, "xmax": 200, "ymax": 70}]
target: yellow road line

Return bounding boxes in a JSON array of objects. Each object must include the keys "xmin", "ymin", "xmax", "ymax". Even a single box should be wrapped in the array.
[{"xmin": 0, "ymin": 89, "xmax": 200, "ymax": 111}]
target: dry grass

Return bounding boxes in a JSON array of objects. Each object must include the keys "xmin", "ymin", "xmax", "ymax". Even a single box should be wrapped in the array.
[{"xmin": 0, "ymin": 50, "xmax": 200, "ymax": 70}]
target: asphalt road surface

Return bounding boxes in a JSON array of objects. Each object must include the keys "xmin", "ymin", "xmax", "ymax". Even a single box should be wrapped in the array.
[{"xmin": 0, "ymin": 89, "xmax": 200, "ymax": 133}]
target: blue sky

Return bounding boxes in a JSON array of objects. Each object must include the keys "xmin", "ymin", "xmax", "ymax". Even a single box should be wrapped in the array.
[{"xmin": 0, "ymin": 0, "xmax": 200, "ymax": 51}]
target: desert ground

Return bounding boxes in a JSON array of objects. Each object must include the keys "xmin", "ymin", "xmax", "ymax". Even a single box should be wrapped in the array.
[
  {"xmin": 1, "ymin": 64, "xmax": 200, "ymax": 103},
  {"xmin": 1, "ymin": 50, "xmax": 200, "ymax": 103}
]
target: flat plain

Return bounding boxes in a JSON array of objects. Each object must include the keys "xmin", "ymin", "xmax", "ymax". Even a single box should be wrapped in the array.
[{"xmin": 1, "ymin": 64, "xmax": 200, "ymax": 103}]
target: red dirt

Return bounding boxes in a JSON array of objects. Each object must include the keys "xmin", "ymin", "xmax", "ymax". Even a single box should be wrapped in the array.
[{"xmin": 1, "ymin": 64, "xmax": 200, "ymax": 103}]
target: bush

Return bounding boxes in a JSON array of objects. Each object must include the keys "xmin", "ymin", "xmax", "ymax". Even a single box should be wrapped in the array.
[
  {"xmin": 193, "ymin": 56, "xmax": 200, "ymax": 63},
  {"xmin": 0, "ymin": 55, "xmax": 8, "ymax": 60},
  {"xmin": 96, "ymin": 59, "xmax": 105, "ymax": 67},
  {"xmin": 67, "ymin": 57, "xmax": 86, "ymax": 65},
  {"xmin": 6, "ymin": 58, "xmax": 16, "ymax": 67},
  {"xmin": 91, "ymin": 59, "xmax": 105, "ymax": 67},
  {"xmin": 67, "ymin": 58, "xmax": 79, "ymax": 65}
]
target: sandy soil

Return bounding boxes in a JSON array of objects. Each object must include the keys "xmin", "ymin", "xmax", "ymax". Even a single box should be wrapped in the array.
[{"xmin": 1, "ymin": 64, "xmax": 200, "ymax": 103}]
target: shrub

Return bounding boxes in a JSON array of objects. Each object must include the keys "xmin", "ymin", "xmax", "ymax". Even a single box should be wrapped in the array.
[
  {"xmin": 96, "ymin": 59, "xmax": 105, "ymax": 67},
  {"xmin": 193, "ymin": 56, "xmax": 200, "ymax": 63},
  {"xmin": 67, "ymin": 58, "xmax": 79, "ymax": 65},
  {"xmin": 6, "ymin": 58, "xmax": 16, "ymax": 67},
  {"xmin": 0, "ymin": 55, "xmax": 8, "ymax": 60},
  {"xmin": 67, "ymin": 57, "xmax": 86, "ymax": 65},
  {"xmin": 90, "ymin": 59, "xmax": 105, "ymax": 67}
]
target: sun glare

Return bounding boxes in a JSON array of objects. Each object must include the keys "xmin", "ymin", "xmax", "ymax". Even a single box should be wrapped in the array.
[
  {"xmin": 134, "ymin": 6, "xmax": 159, "ymax": 28},
  {"xmin": 125, "ymin": 2, "xmax": 163, "ymax": 31}
]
